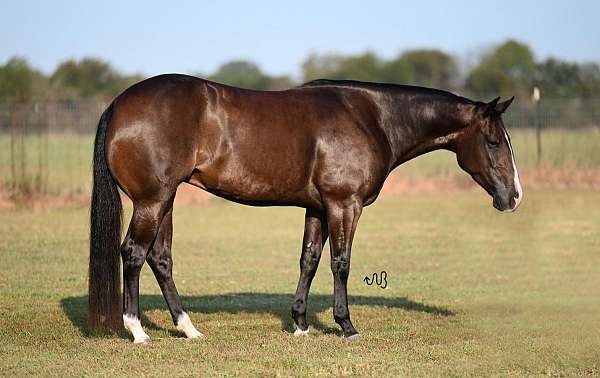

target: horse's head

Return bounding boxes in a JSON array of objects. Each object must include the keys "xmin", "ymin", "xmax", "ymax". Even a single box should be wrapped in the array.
[{"xmin": 456, "ymin": 97, "xmax": 523, "ymax": 212}]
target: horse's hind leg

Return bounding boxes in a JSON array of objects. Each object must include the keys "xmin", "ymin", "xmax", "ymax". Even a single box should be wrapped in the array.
[
  {"xmin": 121, "ymin": 198, "xmax": 173, "ymax": 344},
  {"xmin": 146, "ymin": 203, "xmax": 203, "ymax": 339},
  {"xmin": 291, "ymin": 208, "xmax": 328, "ymax": 335}
]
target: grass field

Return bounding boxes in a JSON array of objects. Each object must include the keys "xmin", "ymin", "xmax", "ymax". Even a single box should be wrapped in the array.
[
  {"xmin": 1, "ymin": 189, "xmax": 599, "ymax": 376},
  {"xmin": 1, "ymin": 128, "xmax": 600, "ymax": 194}
]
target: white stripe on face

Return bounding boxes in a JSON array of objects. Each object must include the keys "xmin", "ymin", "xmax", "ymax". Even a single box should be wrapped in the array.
[{"xmin": 502, "ymin": 127, "xmax": 523, "ymax": 211}]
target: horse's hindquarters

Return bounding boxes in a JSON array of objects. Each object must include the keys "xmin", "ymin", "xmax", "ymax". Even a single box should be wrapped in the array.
[{"xmin": 105, "ymin": 80, "xmax": 202, "ymax": 201}]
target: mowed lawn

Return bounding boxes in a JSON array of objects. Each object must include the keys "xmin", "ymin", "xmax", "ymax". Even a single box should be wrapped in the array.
[{"xmin": 1, "ymin": 190, "xmax": 599, "ymax": 376}]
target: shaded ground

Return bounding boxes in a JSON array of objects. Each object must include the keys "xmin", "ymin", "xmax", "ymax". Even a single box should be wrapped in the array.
[{"xmin": 62, "ymin": 293, "xmax": 453, "ymax": 339}]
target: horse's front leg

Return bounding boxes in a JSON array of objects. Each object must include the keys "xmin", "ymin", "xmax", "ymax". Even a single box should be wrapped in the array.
[
  {"xmin": 324, "ymin": 195, "xmax": 362, "ymax": 338},
  {"xmin": 291, "ymin": 208, "xmax": 328, "ymax": 335}
]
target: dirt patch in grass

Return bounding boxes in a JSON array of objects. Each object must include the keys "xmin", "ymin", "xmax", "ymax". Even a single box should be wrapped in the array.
[
  {"xmin": 384, "ymin": 166, "xmax": 600, "ymax": 194},
  {"xmin": 0, "ymin": 187, "xmax": 90, "ymax": 210},
  {"xmin": 522, "ymin": 165, "xmax": 600, "ymax": 189},
  {"xmin": 0, "ymin": 187, "xmax": 14, "ymax": 209}
]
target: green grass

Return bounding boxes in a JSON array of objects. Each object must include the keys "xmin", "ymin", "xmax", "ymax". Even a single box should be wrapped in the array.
[
  {"xmin": 0, "ymin": 134, "xmax": 93, "ymax": 194},
  {"xmin": 1, "ymin": 190, "xmax": 599, "ymax": 376},
  {"xmin": 1, "ymin": 128, "xmax": 600, "ymax": 194}
]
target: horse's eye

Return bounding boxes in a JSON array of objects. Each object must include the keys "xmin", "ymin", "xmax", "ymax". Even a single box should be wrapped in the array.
[{"xmin": 487, "ymin": 140, "xmax": 500, "ymax": 149}]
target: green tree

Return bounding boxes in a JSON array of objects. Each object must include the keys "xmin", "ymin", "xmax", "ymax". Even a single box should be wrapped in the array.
[
  {"xmin": 209, "ymin": 60, "xmax": 270, "ymax": 90},
  {"xmin": 301, "ymin": 53, "xmax": 345, "ymax": 82},
  {"xmin": 536, "ymin": 58, "xmax": 582, "ymax": 97},
  {"xmin": 0, "ymin": 57, "xmax": 38, "ymax": 101},
  {"xmin": 50, "ymin": 58, "xmax": 140, "ymax": 99},
  {"xmin": 302, "ymin": 50, "xmax": 458, "ymax": 88},
  {"xmin": 380, "ymin": 57, "xmax": 412, "ymax": 84},
  {"xmin": 330, "ymin": 52, "xmax": 384, "ymax": 82},
  {"xmin": 577, "ymin": 63, "xmax": 600, "ymax": 98},
  {"xmin": 301, "ymin": 52, "xmax": 384, "ymax": 82},
  {"xmin": 265, "ymin": 75, "xmax": 295, "ymax": 90},
  {"xmin": 395, "ymin": 49, "xmax": 458, "ymax": 89},
  {"xmin": 466, "ymin": 39, "xmax": 536, "ymax": 97}
]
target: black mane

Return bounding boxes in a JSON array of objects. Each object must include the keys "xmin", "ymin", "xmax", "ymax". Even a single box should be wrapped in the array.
[{"xmin": 300, "ymin": 78, "xmax": 475, "ymax": 104}]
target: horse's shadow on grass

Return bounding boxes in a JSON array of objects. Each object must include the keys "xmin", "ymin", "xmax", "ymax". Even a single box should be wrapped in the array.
[{"xmin": 61, "ymin": 293, "xmax": 454, "ymax": 338}]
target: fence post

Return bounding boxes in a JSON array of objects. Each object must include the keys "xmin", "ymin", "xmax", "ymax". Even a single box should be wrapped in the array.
[
  {"xmin": 533, "ymin": 87, "xmax": 542, "ymax": 167},
  {"xmin": 10, "ymin": 103, "xmax": 16, "ymax": 191}
]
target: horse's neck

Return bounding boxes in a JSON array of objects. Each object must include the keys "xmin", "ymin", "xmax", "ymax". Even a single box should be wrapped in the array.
[{"xmin": 376, "ymin": 93, "xmax": 472, "ymax": 170}]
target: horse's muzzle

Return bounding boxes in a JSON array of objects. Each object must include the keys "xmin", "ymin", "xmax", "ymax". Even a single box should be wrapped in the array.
[{"xmin": 493, "ymin": 190, "xmax": 520, "ymax": 212}]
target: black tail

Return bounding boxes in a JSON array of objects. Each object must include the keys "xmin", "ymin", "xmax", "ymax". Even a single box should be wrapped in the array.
[{"xmin": 89, "ymin": 102, "xmax": 122, "ymax": 333}]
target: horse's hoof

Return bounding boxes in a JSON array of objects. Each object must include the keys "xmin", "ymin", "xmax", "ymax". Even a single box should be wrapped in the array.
[
  {"xmin": 186, "ymin": 329, "xmax": 204, "ymax": 339},
  {"xmin": 176, "ymin": 312, "xmax": 204, "ymax": 339},
  {"xmin": 343, "ymin": 333, "xmax": 360, "ymax": 341},
  {"xmin": 294, "ymin": 326, "xmax": 309, "ymax": 336},
  {"xmin": 133, "ymin": 335, "xmax": 151, "ymax": 344}
]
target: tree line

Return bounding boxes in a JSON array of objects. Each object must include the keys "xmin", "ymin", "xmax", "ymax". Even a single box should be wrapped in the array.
[{"xmin": 1, "ymin": 39, "xmax": 599, "ymax": 103}]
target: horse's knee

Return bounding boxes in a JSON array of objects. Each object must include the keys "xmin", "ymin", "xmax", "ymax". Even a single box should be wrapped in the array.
[{"xmin": 331, "ymin": 255, "xmax": 350, "ymax": 280}]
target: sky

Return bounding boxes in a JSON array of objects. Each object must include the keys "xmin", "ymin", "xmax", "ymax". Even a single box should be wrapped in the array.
[{"xmin": 2, "ymin": 1, "xmax": 599, "ymax": 79}]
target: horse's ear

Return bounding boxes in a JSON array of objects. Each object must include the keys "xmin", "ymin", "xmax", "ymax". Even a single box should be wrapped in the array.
[
  {"xmin": 483, "ymin": 97, "xmax": 500, "ymax": 117},
  {"xmin": 495, "ymin": 96, "xmax": 514, "ymax": 113}
]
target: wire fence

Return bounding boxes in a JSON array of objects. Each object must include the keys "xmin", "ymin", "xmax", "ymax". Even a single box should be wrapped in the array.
[
  {"xmin": 0, "ymin": 97, "xmax": 599, "ymax": 196},
  {"xmin": 0, "ymin": 100, "xmax": 106, "ymax": 195}
]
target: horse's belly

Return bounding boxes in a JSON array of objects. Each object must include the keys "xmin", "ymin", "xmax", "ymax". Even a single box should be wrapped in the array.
[{"xmin": 189, "ymin": 161, "xmax": 318, "ymax": 207}]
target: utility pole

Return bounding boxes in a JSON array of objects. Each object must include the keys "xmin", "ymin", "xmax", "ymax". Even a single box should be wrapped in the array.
[{"xmin": 532, "ymin": 86, "xmax": 541, "ymax": 167}]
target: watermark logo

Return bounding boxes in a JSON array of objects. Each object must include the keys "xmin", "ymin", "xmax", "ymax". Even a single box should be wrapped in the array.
[{"xmin": 363, "ymin": 271, "xmax": 387, "ymax": 289}]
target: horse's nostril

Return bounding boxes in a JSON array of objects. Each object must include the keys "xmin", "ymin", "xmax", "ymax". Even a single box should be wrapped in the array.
[{"xmin": 512, "ymin": 191, "xmax": 519, "ymax": 199}]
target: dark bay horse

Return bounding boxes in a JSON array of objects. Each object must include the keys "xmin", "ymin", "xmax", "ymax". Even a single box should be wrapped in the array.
[{"xmin": 89, "ymin": 75, "xmax": 522, "ymax": 343}]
